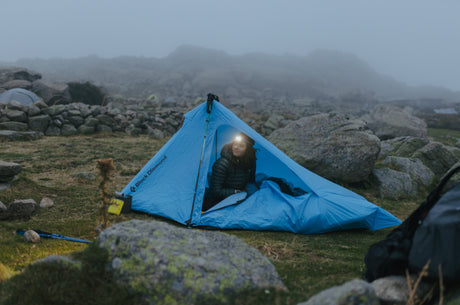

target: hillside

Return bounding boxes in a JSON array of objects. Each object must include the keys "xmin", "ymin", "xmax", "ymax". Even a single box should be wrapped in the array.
[{"xmin": 3, "ymin": 45, "xmax": 460, "ymax": 103}]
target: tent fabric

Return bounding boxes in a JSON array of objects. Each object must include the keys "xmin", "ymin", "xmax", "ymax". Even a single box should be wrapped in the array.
[
  {"xmin": 121, "ymin": 100, "xmax": 401, "ymax": 234},
  {"xmin": 0, "ymin": 88, "xmax": 41, "ymax": 105}
]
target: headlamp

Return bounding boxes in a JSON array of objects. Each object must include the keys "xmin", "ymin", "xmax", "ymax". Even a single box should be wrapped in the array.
[{"xmin": 232, "ymin": 133, "xmax": 255, "ymax": 146}]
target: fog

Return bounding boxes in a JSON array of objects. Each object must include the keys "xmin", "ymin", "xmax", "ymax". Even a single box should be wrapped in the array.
[{"xmin": 2, "ymin": 0, "xmax": 460, "ymax": 91}]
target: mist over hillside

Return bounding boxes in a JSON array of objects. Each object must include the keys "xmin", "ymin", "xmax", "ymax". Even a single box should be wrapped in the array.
[{"xmin": 3, "ymin": 45, "xmax": 459, "ymax": 103}]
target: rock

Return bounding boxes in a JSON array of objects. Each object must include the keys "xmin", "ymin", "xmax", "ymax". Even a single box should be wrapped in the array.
[
  {"xmin": 379, "ymin": 137, "xmax": 430, "ymax": 159},
  {"xmin": 67, "ymin": 109, "xmax": 82, "ymax": 116},
  {"xmin": 364, "ymin": 104, "xmax": 427, "ymax": 140},
  {"xmin": 0, "ymin": 182, "xmax": 11, "ymax": 191},
  {"xmin": 5, "ymin": 109, "xmax": 27, "ymax": 122},
  {"xmin": 379, "ymin": 137, "xmax": 459, "ymax": 179},
  {"xmin": 147, "ymin": 127, "xmax": 164, "ymax": 139},
  {"xmin": 28, "ymin": 114, "xmax": 50, "ymax": 133},
  {"xmin": 0, "ymin": 201, "xmax": 6, "ymax": 211},
  {"xmin": 95, "ymin": 114, "xmax": 115, "ymax": 127},
  {"xmin": 447, "ymin": 146, "xmax": 460, "ymax": 160},
  {"xmin": 5, "ymin": 100, "xmax": 26, "ymax": 111},
  {"xmin": 126, "ymin": 126, "xmax": 142, "ymax": 136},
  {"xmin": 72, "ymin": 172, "xmax": 97, "ymax": 181},
  {"xmin": 264, "ymin": 114, "xmax": 285, "ymax": 130},
  {"xmin": 77, "ymin": 124, "xmax": 96, "ymax": 134},
  {"xmin": 298, "ymin": 279, "xmax": 378, "ymax": 305},
  {"xmin": 0, "ymin": 67, "xmax": 41, "ymax": 84},
  {"xmin": 27, "ymin": 104, "xmax": 42, "ymax": 116},
  {"xmin": 61, "ymin": 124, "xmax": 77, "ymax": 136},
  {"xmin": 40, "ymin": 197, "xmax": 54, "ymax": 208},
  {"xmin": 34, "ymin": 254, "xmax": 82, "ymax": 269},
  {"xmin": 381, "ymin": 156, "xmax": 435, "ymax": 187},
  {"xmin": 45, "ymin": 125, "xmax": 61, "ymax": 136},
  {"xmin": 371, "ymin": 276, "xmax": 434, "ymax": 305},
  {"xmin": 52, "ymin": 117, "xmax": 63, "ymax": 127},
  {"xmin": 1, "ymin": 79, "xmax": 32, "ymax": 90},
  {"xmin": 46, "ymin": 104, "xmax": 66, "ymax": 116},
  {"xmin": 372, "ymin": 168, "xmax": 418, "ymax": 200},
  {"xmin": 32, "ymin": 80, "xmax": 71, "ymax": 105},
  {"xmin": 23, "ymin": 230, "xmax": 41, "ymax": 243},
  {"xmin": 269, "ymin": 113, "xmax": 380, "ymax": 183},
  {"xmin": 0, "ymin": 160, "xmax": 22, "ymax": 182},
  {"xmin": 412, "ymin": 142, "xmax": 458, "ymax": 176},
  {"xmin": 0, "ymin": 121, "xmax": 29, "ymax": 131},
  {"xmin": 97, "ymin": 219, "xmax": 286, "ymax": 304},
  {"xmin": 84, "ymin": 117, "xmax": 99, "ymax": 127},
  {"xmin": 96, "ymin": 124, "xmax": 112, "ymax": 133},
  {"xmin": 67, "ymin": 115, "xmax": 84, "ymax": 127},
  {"xmin": 0, "ymin": 130, "xmax": 41, "ymax": 141},
  {"xmin": 34, "ymin": 100, "xmax": 49, "ymax": 109},
  {"xmin": 7, "ymin": 199, "xmax": 37, "ymax": 219}
]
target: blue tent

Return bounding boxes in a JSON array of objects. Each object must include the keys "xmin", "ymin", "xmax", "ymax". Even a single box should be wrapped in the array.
[
  {"xmin": 121, "ymin": 97, "xmax": 401, "ymax": 234},
  {"xmin": 0, "ymin": 88, "xmax": 41, "ymax": 106}
]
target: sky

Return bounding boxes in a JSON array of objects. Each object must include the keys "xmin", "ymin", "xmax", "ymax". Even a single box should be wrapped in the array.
[{"xmin": 1, "ymin": 0, "xmax": 460, "ymax": 91}]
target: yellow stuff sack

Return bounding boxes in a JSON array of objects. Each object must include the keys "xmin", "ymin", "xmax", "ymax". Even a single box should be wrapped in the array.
[{"xmin": 108, "ymin": 198, "xmax": 124, "ymax": 215}]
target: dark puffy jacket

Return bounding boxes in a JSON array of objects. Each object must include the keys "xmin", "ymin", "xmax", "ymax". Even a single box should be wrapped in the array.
[{"xmin": 206, "ymin": 144, "xmax": 255, "ymax": 207}]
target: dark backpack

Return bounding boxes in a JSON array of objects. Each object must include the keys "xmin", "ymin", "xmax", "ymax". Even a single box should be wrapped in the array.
[
  {"xmin": 408, "ymin": 180, "xmax": 460, "ymax": 281},
  {"xmin": 364, "ymin": 163, "xmax": 460, "ymax": 282}
]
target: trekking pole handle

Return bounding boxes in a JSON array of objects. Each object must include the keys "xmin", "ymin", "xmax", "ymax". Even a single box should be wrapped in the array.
[{"xmin": 206, "ymin": 93, "xmax": 219, "ymax": 113}]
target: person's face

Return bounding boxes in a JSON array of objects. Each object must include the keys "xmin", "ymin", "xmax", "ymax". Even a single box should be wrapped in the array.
[{"xmin": 232, "ymin": 140, "xmax": 248, "ymax": 158}]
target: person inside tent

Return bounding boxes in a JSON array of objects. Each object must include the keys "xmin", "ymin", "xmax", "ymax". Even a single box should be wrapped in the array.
[{"xmin": 202, "ymin": 133, "xmax": 258, "ymax": 212}]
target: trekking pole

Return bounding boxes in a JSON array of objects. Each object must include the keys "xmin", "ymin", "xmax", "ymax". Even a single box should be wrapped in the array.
[
  {"xmin": 186, "ymin": 93, "xmax": 218, "ymax": 227},
  {"xmin": 17, "ymin": 229, "xmax": 91, "ymax": 244}
]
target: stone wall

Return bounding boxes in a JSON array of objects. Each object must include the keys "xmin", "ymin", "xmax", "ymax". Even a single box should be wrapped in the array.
[{"xmin": 0, "ymin": 100, "xmax": 185, "ymax": 138}]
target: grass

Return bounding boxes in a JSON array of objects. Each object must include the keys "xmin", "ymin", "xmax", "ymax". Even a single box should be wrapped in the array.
[
  {"xmin": 428, "ymin": 128, "xmax": 460, "ymax": 147},
  {"xmin": 0, "ymin": 132, "xmax": 450, "ymax": 304}
]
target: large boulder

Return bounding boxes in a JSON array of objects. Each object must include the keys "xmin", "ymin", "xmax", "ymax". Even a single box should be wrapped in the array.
[
  {"xmin": 379, "ymin": 137, "xmax": 459, "ymax": 179},
  {"xmin": 0, "ymin": 67, "xmax": 41, "ymax": 84},
  {"xmin": 412, "ymin": 141, "xmax": 459, "ymax": 176},
  {"xmin": 363, "ymin": 104, "xmax": 427, "ymax": 140},
  {"xmin": 0, "ymin": 80, "xmax": 32, "ymax": 90},
  {"xmin": 381, "ymin": 156, "xmax": 435, "ymax": 188},
  {"xmin": 379, "ymin": 136, "xmax": 430, "ymax": 159},
  {"xmin": 32, "ymin": 80, "xmax": 71, "ymax": 105},
  {"xmin": 268, "ymin": 113, "xmax": 380, "ymax": 183},
  {"xmin": 97, "ymin": 219, "xmax": 286, "ymax": 304}
]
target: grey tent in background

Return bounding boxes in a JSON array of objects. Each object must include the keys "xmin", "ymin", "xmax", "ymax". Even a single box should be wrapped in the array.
[{"xmin": 0, "ymin": 88, "xmax": 42, "ymax": 106}]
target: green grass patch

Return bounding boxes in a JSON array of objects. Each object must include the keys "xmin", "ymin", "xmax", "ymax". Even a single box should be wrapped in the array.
[{"xmin": 428, "ymin": 128, "xmax": 460, "ymax": 146}]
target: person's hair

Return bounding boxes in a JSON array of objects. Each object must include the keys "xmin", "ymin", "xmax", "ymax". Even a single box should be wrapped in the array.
[{"xmin": 231, "ymin": 133, "xmax": 256, "ymax": 170}]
